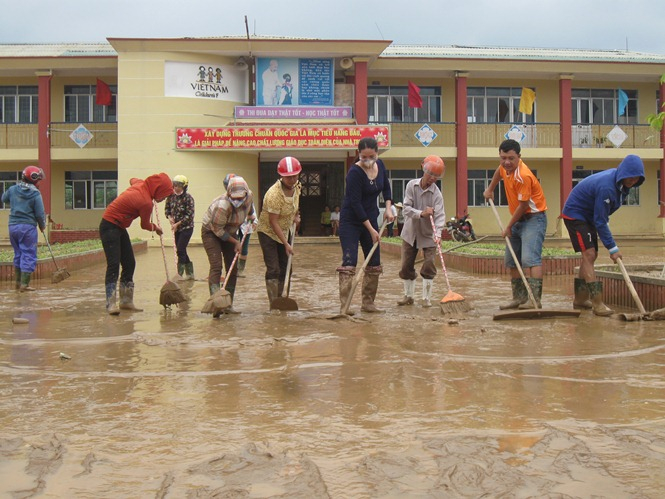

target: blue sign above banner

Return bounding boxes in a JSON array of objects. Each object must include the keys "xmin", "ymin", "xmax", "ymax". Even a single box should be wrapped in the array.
[{"xmin": 256, "ymin": 57, "xmax": 334, "ymax": 107}]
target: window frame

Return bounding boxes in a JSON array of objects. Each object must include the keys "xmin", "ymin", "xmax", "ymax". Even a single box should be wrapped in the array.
[
  {"xmin": 64, "ymin": 170, "xmax": 118, "ymax": 210},
  {"xmin": 63, "ymin": 84, "xmax": 117, "ymax": 123},
  {"xmin": 571, "ymin": 88, "xmax": 638, "ymax": 125},
  {"xmin": 0, "ymin": 85, "xmax": 39, "ymax": 123},
  {"xmin": 466, "ymin": 87, "xmax": 535, "ymax": 124},
  {"xmin": 368, "ymin": 86, "xmax": 442, "ymax": 123}
]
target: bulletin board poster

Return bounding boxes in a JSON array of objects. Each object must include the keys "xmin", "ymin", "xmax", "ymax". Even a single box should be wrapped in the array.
[{"xmin": 256, "ymin": 57, "xmax": 334, "ymax": 106}]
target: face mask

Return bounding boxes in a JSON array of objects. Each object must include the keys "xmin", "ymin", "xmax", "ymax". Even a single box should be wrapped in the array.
[
  {"xmin": 361, "ymin": 158, "xmax": 376, "ymax": 168},
  {"xmin": 230, "ymin": 198, "xmax": 245, "ymax": 208}
]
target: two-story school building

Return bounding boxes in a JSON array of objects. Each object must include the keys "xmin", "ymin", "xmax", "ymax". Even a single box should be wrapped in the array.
[{"xmin": 1, "ymin": 36, "xmax": 664, "ymax": 242}]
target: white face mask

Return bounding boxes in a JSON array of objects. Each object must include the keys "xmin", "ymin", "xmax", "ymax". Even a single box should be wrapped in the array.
[
  {"xmin": 361, "ymin": 158, "xmax": 376, "ymax": 168},
  {"xmin": 230, "ymin": 198, "xmax": 245, "ymax": 208}
]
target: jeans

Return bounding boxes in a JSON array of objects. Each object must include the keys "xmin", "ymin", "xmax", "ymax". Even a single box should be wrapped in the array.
[
  {"xmin": 505, "ymin": 212, "xmax": 547, "ymax": 268},
  {"xmin": 338, "ymin": 220, "xmax": 381, "ymax": 268},
  {"xmin": 174, "ymin": 227, "xmax": 193, "ymax": 265},
  {"xmin": 100, "ymin": 219, "xmax": 135, "ymax": 286}
]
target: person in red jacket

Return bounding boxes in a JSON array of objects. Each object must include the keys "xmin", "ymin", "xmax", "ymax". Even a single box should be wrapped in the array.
[{"xmin": 100, "ymin": 173, "xmax": 173, "ymax": 315}]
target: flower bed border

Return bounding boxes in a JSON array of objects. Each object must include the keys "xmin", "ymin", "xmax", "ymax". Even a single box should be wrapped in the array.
[
  {"xmin": 0, "ymin": 241, "xmax": 147, "ymax": 282},
  {"xmin": 595, "ymin": 264, "xmax": 665, "ymax": 311},
  {"xmin": 380, "ymin": 242, "xmax": 582, "ymax": 275}
]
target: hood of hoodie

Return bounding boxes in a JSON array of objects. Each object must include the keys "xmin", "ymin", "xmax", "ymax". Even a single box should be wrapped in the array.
[
  {"xmin": 15, "ymin": 181, "xmax": 42, "ymax": 198},
  {"xmin": 615, "ymin": 154, "xmax": 645, "ymax": 190},
  {"xmin": 143, "ymin": 173, "xmax": 174, "ymax": 200}
]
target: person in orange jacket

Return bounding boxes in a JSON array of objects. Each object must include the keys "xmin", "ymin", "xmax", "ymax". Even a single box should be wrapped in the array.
[{"xmin": 100, "ymin": 173, "xmax": 173, "ymax": 315}]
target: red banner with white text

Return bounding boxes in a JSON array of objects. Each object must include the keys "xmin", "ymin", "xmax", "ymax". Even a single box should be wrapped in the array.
[{"xmin": 175, "ymin": 125, "xmax": 390, "ymax": 150}]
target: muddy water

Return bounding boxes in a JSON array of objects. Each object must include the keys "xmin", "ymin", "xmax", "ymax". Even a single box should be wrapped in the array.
[{"xmin": 1, "ymin": 242, "xmax": 665, "ymax": 498}]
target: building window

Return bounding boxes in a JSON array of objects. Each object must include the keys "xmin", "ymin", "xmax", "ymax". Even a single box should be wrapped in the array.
[
  {"xmin": 467, "ymin": 87, "xmax": 535, "ymax": 124},
  {"xmin": 368, "ymin": 86, "xmax": 441, "ymax": 123},
  {"xmin": 0, "ymin": 86, "xmax": 39, "ymax": 123},
  {"xmin": 571, "ymin": 89, "xmax": 637, "ymax": 125},
  {"xmin": 467, "ymin": 169, "xmax": 539, "ymax": 207},
  {"xmin": 65, "ymin": 171, "xmax": 117, "ymax": 210},
  {"xmin": 572, "ymin": 169, "xmax": 639, "ymax": 206},
  {"xmin": 64, "ymin": 84, "xmax": 117, "ymax": 123},
  {"xmin": 0, "ymin": 171, "xmax": 20, "ymax": 209}
]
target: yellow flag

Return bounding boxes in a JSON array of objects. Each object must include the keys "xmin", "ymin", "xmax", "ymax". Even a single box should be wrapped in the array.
[{"xmin": 519, "ymin": 87, "xmax": 536, "ymax": 115}]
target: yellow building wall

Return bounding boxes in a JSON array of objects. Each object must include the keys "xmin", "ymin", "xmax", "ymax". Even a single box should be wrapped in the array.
[{"xmin": 117, "ymin": 51, "xmax": 258, "ymax": 243}]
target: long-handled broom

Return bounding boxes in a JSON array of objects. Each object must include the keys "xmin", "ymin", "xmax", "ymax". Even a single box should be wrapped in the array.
[
  {"xmin": 201, "ymin": 226, "xmax": 251, "ymax": 317},
  {"xmin": 430, "ymin": 213, "xmax": 470, "ymax": 316},
  {"xmin": 41, "ymin": 229, "xmax": 71, "ymax": 283},
  {"xmin": 154, "ymin": 202, "xmax": 187, "ymax": 308}
]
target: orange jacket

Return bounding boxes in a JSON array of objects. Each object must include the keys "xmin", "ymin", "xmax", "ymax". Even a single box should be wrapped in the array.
[{"xmin": 102, "ymin": 173, "xmax": 173, "ymax": 230}]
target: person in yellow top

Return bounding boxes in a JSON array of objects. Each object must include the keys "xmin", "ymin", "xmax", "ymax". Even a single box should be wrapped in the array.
[
  {"xmin": 483, "ymin": 139, "xmax": 548, "ymax": 309},
  {"xmin": 257, "ymin": 156, "xmax": 302, "ymax": 306}
]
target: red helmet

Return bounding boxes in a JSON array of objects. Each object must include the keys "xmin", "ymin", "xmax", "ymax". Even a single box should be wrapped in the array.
[
  {"xmin": 277, "ymin": 157, "xmax": 302, "ymax": 177},
  {"xmin": 22, "ymin": 166, "xmax": 45, "ymax": 184},
  {"xmin": 422, "ymin": 155, "xmax": 445, "ymax": 177}
]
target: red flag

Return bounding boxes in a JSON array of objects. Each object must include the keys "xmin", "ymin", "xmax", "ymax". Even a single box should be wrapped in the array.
[
  {"xmin": 408, "ymin": 81, "xmax": 422, "ymax": 108},
  {"xmin": 96, "ymin": 78, "xmax": 112, "ymax": 106}
]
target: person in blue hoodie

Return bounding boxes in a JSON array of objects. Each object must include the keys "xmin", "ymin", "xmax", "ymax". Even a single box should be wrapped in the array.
[
  {"xmin": 1, "ymin": 166, "xmax": 46, "ymax": 292},
  {"xmin": 562, "ymin": 154, "xmax": 645, "ymax": 316}
]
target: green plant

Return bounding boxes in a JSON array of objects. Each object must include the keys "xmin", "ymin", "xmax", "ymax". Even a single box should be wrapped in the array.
[
  {"xmin": 0, "ymin": 238, "xmax": 141, "ymax": 262},
  {"xmin": 646, "ymin": 74, "xmax": 665, "ymax": 132},
  {"xmin": 383, "ymin": 237, "xmax": 576, "ymax": 257}
]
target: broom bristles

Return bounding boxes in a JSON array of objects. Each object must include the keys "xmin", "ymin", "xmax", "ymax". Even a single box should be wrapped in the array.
[
  {"xmin": 201, "ymin": 288, "xmax": 232, "ymax": 314},
  {"xmin": 51, "ymin": 268, "xmax": 71, "ymax": 284},
  {"xmin": 160, "ymin": 279, "xmax": 187, "ymax": 306},
  {"xmin": 439, "ymin": 289, "xmax": 472, "ymax": 315}
]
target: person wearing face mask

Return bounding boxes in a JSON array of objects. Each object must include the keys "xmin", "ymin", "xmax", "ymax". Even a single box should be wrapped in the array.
[
  {"xmin": 223, "ymin": 173, "xmax": 255, "ymax": 277},
  {"xmin": 100, "ymin": 173, "xmax": 174, "ymax": 315},
  {"xmin": 201, "ymin": 176, "xmax": 255, "ymax": 314},
  {"xmin": 337, "ymin": 137, "xmax": 394, "ymax": 314},
  {"xmin": 165, "ymin": 175, "xmax": 195, "ymax": 280},
  {"xmin": 257, "ymin": 157, "xmax": 302, "ymax": 306},
  {"xmin": 397, "ymin": 155, "xmax": 446, "ymax": 307}
]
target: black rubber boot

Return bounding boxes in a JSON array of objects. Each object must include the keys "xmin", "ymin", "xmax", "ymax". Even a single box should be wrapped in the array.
[
  {"xmin": 19, "ymin": 272, "xmax": 36, "ymax": 292},
  {"xmin": 499, "ymin": 278, "xmax": 527, "ymax": 309},
  {"xmin": 14, "ymin": 267, "xmax": 21, "ymax": 291}
]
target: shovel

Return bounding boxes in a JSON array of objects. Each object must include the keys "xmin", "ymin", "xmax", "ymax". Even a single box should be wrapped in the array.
[
  {"xmin": 41, "ymin": 230, "xmax": 71, "ymax": 284},
  {"xmin": 271, "ymin": 222, "xmax": 298, "ymax": 311},
  {"xmin": 616, "ymin": 258, "xmax": 651, "ymax": 321}
]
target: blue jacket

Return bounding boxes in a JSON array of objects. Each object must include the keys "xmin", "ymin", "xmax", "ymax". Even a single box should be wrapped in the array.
[
  {"xmin": 1, "ymin": 181, "xmax": 46, "ymax": 229},
  {"xmin": 562, "ymin": 154, "xmax": 645, "ymax": 252}
]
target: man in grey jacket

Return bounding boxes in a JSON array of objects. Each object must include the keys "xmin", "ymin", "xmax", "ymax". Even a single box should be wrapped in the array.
[{"xmin": 397, "ymin": 155, "xmax": 446, "ymax": 307}]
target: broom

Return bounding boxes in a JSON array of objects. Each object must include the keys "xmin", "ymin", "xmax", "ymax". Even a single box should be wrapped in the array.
[
  {"xmin": 41, "ymin": 229, "xmax": 71, "ymax": 283},
  {"xmin": 154, "ymin": 202, "xmax": 187, "ymax": 308},
  {"xmin": 430, "ymin": 213, "xmax": 470, "ymax": 315},
  {"xmin": 201, "ymin": 226, "xmax": 251, "ymax": 317}
]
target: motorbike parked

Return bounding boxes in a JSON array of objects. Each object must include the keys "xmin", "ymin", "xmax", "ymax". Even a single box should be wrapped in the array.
[{"xmin": 445, "ymin": 214, "xmax": 476, "ymax": 242}]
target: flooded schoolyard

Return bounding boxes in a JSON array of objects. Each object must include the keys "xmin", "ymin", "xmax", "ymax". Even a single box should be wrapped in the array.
[{"xmin": 1, "ymin": 240, "xmax": 664, "ymax": 498}]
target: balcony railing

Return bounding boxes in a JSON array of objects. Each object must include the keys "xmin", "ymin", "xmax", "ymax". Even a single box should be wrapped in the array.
[
  {"xmin": 374, "ymin": 122, "xmax": 456, "ymax": 147},
  {"xmin": 467, "ymin": 123, "xmax": 561, "ymax": 148},
  {"xmin": 0, "ymin": 124, "xmax": 39, "ymax": 149},
  {"xmin": 571, "ymin": 124, "xmax": 660, "ymax": 149},
  {"xmin": 49, "ymin": 122, "xmax": 118, "ymax": 149}
]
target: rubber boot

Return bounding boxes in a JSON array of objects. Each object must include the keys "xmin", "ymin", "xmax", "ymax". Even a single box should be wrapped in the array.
[
  {"xmin": 177, "ymin": 263, "xmax": 186, "ymax": 279},
  {"xmin": 421, "ymin": 278, "xmax": 434, "ymax": 308},
  {"xmin": 105, "ymin": 283, "xmax": 120, "ymax": 315},
  {"xmin": 573, "ymin": 278, "xmax": 592, "ymax": 309},
  {"xmin": 588, "ymin": 281, "xmax": 613, "ymax": 316},
  {"xmin": 266, "ymin": 279, "xmax": 279, "ymax": 305},
  {"xmin": 223, "ymin": 285, "xmax": 241, "ymax": 315},
  {"xmin": 337, "ymin": 266, "xmax": 356, "ymax": 315},
  {"xmin": 19, "ymin": 272, "xmax": 36, "ymax": 292},
  {"xmin": 237, "ymin": 258, "xmax": 246, "ymax": 278},
  {"xmin": 14, "ymin": 267, "xmax": 21, "ymax": 291},
  {"xmin": 209, "ymin": 283, "xmax": 220, "ymax": 296},
  {"xmin": 119, "ymin": 282, "xmax": 143, "ymax": 311},
  {"xmin": 518, "ymin": 277, "xmax": 542, "ymax": 309},
  {"xmin": 499, "ymin": 278, "xmax": 528, "ymax": 310},
  {"xmin": 397, "ymin": 279, "xmax": 416, "ymax": 306},
  {"xmin": 184, "ymin": 262, "xmax": 195, "ymax": 281},
  {"xmin": 361, "ymin": 266, "xmax": 384, "ymax": 313}
]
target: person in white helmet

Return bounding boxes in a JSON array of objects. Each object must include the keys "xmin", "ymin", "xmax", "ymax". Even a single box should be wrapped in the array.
[
  {"xmin": 257, "ymin": 156, "xmax": 302, "ymax": 307},
  {"xmin": 165, "ymin": 174, "xmax": 195, "ymax": 280},
  {"xmin": 397, "ymin": 155, "xmax": 446, "ymax": 307}
]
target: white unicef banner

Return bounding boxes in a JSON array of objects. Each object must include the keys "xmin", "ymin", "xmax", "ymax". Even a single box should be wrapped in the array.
[{"xmin": 164, "ymin": 61, "xmax": 248, "ymax": 103}]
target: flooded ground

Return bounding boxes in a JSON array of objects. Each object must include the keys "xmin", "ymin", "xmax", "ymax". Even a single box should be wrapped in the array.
[{"xmin": 1, "ymin": 240, "xmax": 665, "ymax": 498}]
